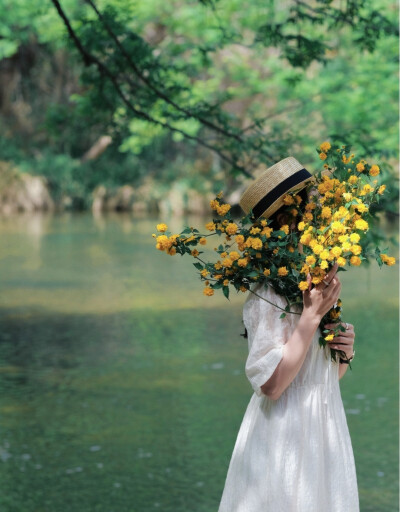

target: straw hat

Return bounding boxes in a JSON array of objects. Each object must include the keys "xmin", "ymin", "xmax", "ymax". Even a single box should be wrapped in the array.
[{"xmin": 239, "ymin": 156, "xmax": 316, "ymax": 219}]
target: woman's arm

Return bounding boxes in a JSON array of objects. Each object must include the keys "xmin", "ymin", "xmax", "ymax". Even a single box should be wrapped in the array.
[
  {"xmin": 260, "ymin": 309, "xmax": 321, "ymax": 399},
  {"xmin": 261, "ymin": 263, "xmax": 341, "ymax": 400}
]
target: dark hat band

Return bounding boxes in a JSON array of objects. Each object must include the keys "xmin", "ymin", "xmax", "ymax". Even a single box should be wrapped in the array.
[{"xmin": 252, "ymin": 167, "xmax": 312, "ymax": 219}]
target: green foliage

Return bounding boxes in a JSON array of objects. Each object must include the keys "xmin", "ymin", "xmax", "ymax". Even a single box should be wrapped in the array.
[{"xmin": 0, "ymin": 0, "xmax": 398, "ymax": 212}]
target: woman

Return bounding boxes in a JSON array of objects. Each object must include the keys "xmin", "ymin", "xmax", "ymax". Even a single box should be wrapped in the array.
[{"xmin": 218, "ymin": 157, "xmax": 358, "ymax": 512}]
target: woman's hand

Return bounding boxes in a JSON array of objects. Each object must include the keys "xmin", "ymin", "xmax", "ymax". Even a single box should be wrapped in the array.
[
  {"xmin": 324, "ymin": 321, "xmax": 355, "ymax": 359},
  {"xmin": 301, "ymin": 262, "xmax": 341, "ymax": 321}
]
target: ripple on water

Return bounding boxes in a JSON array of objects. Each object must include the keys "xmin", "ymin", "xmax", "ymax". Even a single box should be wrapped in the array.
[{"xmin": 346, "ymin": 409, "xmax": 361, "ymax": 415}]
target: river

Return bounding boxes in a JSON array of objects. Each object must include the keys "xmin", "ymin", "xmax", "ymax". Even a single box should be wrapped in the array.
[{"xmin": 0, "ymin": 212, "xmax": 398, "ymax": 511}]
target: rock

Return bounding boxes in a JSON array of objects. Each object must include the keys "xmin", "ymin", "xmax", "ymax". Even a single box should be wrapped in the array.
[
  {"xmin": 91, "ymin": 184, "xmax": 136, "ymax": 212},
  {"xmin": 0, "ymin": 161, "xmax": 54, "ymax": 214}
]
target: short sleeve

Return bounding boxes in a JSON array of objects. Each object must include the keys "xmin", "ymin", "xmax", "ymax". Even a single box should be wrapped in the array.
[{"xmin": 243, "ymin": 284, "xmax": 293, "ymax": 397}]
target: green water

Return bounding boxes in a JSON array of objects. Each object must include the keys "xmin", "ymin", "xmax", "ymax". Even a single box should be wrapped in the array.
[{"xmin": 0, "ymin": 212, "xmax": 398, "ymax": 512}]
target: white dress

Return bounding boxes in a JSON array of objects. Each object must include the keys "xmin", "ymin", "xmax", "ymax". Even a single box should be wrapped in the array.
[{"xmin": 218, "ymin": 283, "xmax": 359, "ymax": 512}]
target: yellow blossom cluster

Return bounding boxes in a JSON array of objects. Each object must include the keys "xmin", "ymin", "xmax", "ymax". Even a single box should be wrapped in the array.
[{"xmin": 153, "ymin": 142, "xmax": 395, "ymax": 304}]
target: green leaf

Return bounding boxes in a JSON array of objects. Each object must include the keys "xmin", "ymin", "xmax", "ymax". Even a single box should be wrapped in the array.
[
  {"xmin": 223, "ymin": 286, "xmax": 230, "ymax": 299},
  {"xmin": 279, "ymin": 313, "xmax": 286, "ymax": 319},
  {"xmin": 193, "ymin": 262, "xmax": 203, "ymax": 270},
  {"xmin": 181, "ymin": 227, "xmax": 192, "ymax": 234}
]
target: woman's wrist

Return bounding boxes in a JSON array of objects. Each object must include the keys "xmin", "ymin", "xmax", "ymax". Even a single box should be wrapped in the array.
[
  {"xmin": 300, "ymin": 309, "xmax": 321, "ymax": 328},
  {"xmin": 339, "ymin": 349, "xmax": 355, "ymax": 364}
]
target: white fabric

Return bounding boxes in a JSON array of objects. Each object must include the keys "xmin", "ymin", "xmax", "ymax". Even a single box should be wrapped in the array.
[{"xmin": 218, "ymin": 283, "xmax": 359, "ymax": 512}]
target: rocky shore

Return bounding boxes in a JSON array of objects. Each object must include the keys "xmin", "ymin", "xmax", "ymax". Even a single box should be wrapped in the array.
[{"xmin": 0, "ymin": 161, "xmax": 243, "ymax": 216}]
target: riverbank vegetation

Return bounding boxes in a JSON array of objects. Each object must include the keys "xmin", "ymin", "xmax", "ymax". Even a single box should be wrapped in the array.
[{"xmin": 0, "ymin": 0, "xmax": 398, "ymax": 215}]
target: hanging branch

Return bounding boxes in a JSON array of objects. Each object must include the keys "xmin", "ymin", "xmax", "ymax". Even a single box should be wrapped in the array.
[{"xmin": 50, "ymin": 0, "xmax": 255, "ymax": 178}]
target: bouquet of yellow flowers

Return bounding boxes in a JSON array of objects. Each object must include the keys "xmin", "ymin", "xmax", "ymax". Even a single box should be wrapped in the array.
[{"xmin": 153, "ymin": 142, "xmax": 396, "ymax": 362}]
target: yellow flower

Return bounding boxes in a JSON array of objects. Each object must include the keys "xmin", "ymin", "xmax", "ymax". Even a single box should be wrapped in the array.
[
  {"xmin": 240, "ymin": 285, "xmax": 247, "ymax": 292},
  {"xmin": 354, "ymin": 203, "xmax": 368, "ymax": 214},
  {"xmin": 321, "ymin": 206, "xmax": 332, "ymax": 219},
  {"xmin": 261, "ymin": 226, "xmax": 273, "ymax": 237},
  {"xmin": 304, "ymin": 212, "xmax": 313, "ymax": 221},
  {"xmin": 320, "ymin": 141, "xmax": 331, "ymax": 152},
  {"xmin": 278, "ymin": 266, "xmax": 289, "ymax": 277},
  {"xmin": 342, "ymin": 241, "xmax": 352, "ymax": 252},
  {"xmin": 199, "ymin": 237, "xmax": 207, "ymax": 245},
  {"xmin": 360, "ymin": 184, "xmax": 373, "ymax": 196},
  {"xmin": 297, "ymin": 221, "xmax": 305, "ymax": 231},
  {"xmin": 223, "ymin": 279, "xmax": 229, "ymax": 286},
  {"xmin": 214, "ymin": 261, "xmax": 222, "ymax": 270},
  {"xmin": 291, "ymin": 208, "xmax": 298, "ymax": 217},
  {"xmin": 235, "ymin": 234, "xmax": 245, "ymax": 245},
  {"xmin": 250, "ymin": 226, "xmax": 261, "ymax": 235},
  {"xmin": 337, "ymin": 257, "xmax": 346, "ymax": 267},
  {"xmin": 305, "ymin": 202, "xmax": 316, "ymax": 211},
  {"xmin": 205, "ymin": 222, "xmax": 215, "ymax": 231},
  {"xmin": 210, "ymin": 199, "xmax": 219, "ymax": 210},
  {"xmin": 369, "ymin": 165, "xmax": 380, "ymax": 176},
  {"xmin": 216, "ymin": 203, "xmax": 231, "ymax": 216},
  {"xmin": 216, "ymin": 191, "xmax": 223, "ymax": 199},
  {"xmin": 300, "ymin": 233, "xmax": 312, "ymax": 245},
  {"xmin": 220, "ymin": 251, "xmax": 227, "ymax": 258},
  {"xmin": 319, "ymin": 152, "xmax": 327, "ymax": 160},
  {"xmin": 320, "ymin": 250, "xmax": 330, "ymax": 260},
  {"xmin": 320, "ymin": 260, "xmax": 329, "ymax": 270},
  {"xmin": 263, "ymin": 268, "xmax": 271, "ymax": 277},
  {"xmin": 312, "ymin": 244, "xmax": 324, "ymax": 255},
  {"xmin": 384, "ymin": 256, "xmax": 396, "ymax": 266},
  {"xmin": 298, "ymin": 281, "xmax": 309, "ymax": 291},
  {"xmin": 342, "ymin": 192, "xmax": 353, "ymax": 202},
  {"xmin": 348, "ymin": 175, "xmax": 358, "ymax": 185},
  {"xmin": 300, "ymin": 263, "xmax": 310, "ymax": 275},
  {"xmin": 226, "ymin": 223, "xmax": 238, "ymax": 235},
  {"xmin": 356, "ymin": 162, "xmax": 365, "ymax": 172},
  {"xmin": 331, "ymin": 221, "xmax": 345, "ymax": 234},
  {"xmin": 222, "ymin": 258, "xmax": 233, "ymax": 267},
  {"xmin": 350, "ymin": 255, "xmax": 361, "ymax": 266},
  {"xmin": 203, "ymin": 286, "xmax": 214, "ymax": 296},
  {"xmin": 238, "ymin": 258, "xmax": 249, "ymax": 268},
  {"xmin": 350, "ymin": 245, "xmax": 362, "ymax": 255},
  {"xmin": 200, "ymin": 269, "xmax": 209, "ymax": 277},
  {"xmin": 354, "ymin": 219, "xmax": 369, "ymax": 231},
  {"xmin": 330, "ymin": 246, "xmax": 342, "ymax": 258},
  {"xmin": 380, "ymin": 254, "xmax": 396, "ymax": 265},
  {"xmin": 325, "ymin": 334, "xmax": 334, "ymax": 341},
  {"xmin": 377, "ymin": 184, "xmax": 386, "ymax": 195},
  {"xmin": 229, "ymin": 251, "xmax": 240, "ymax": 261},
  {"xmin": 312, "ymin": 275, "xmax": 323, "ymax": 285},
  {"xmin": 349, "ymin": 233, "xmax": 360, "ymax": 243},
  {"xmin": 282, "ymin": 194, "xmax": 294, "ymax": 205},
  {"xmin": 279, "ymin": 224, "xmax": 289, "ymax": 235},
  {"xmin": 156, "ymin": 223, "xmax": 168, "ymax": 232},
  {"xmin": 191, "ymin": 249, "xmax": 199, "ymax": 257},
  {"xmin": 342, "ymin": 154, "xmax": 350, "ymax": 164},
  {"xmin": 251, "ymin": 237, "xmax": 263, "ymax": 250},
  {"xmin": 306, "ymin": 255, "xmax": 316, "ymax": 265}
]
